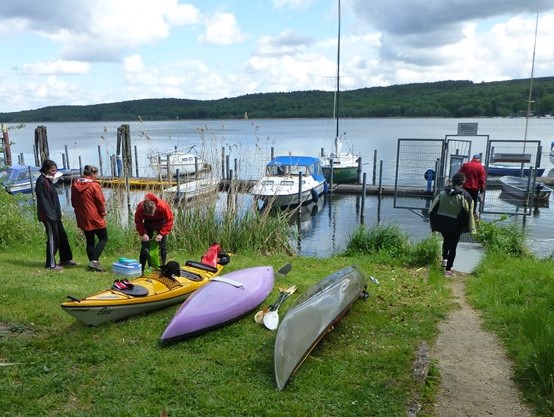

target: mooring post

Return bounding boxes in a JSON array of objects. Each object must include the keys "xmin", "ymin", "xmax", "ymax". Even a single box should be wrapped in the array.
[
  {"xmin": 372, "ymin": 149, "xmax": 377, "ymax": 185},
  {"xmin": 360, "ymin": 172, "xmax": 366, "ymax": 223}
]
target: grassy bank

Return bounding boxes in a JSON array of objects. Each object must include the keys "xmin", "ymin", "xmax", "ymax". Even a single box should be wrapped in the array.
[
  {"xmin": 0, "ymin": 246, "xmax": 450, "ymax": 417},
  {"xmin": 2, "ymin": 189, "xmax": 554, "ymax": 416}
]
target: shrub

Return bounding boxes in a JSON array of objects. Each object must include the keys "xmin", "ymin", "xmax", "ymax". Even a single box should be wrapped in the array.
[{"xmin": 474, "ymin": 217, "xmax": 530, "ymax": 257}]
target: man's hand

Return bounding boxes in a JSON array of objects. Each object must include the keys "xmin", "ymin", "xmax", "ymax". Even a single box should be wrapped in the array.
[
  {"xmin": 155, "ymin": 234, "xmax": 163, "ymax": 242},
  {"xmin": 142, "ymin": 234, "xmax": 150, "ymax": 242}
]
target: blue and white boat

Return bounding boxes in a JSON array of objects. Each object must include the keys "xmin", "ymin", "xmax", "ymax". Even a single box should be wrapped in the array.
[
  {"xmin": 250, "ymin": 156, "xmax": 326, "ymax": 207},
  {"xmin": 0, "ymin": 165, "xmax": 41, "ymax": 194}
]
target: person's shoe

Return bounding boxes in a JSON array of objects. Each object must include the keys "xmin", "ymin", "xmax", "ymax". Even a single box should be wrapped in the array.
[
  {"xmin": 60, "ymin": 260, "xmax": 78, "ymax": 267},
  {"xmin": 444, "ymin": 270, "xmax": 454, "ymax": 277},
  {"xmin": 48, "ymin": 265, "xmax": 64, "ymax": 271},
  {"xmin": 121, "ymin": 279, "xmax": 134, "ymax": 288},
  {"xmin": 441, "ymin": 259, "xmax": 447, "ymax": 268},
  {"xmin": 113, "ymin": 280, "xmax": 128, "ymax": 290},
  {"xmin": 88, "ymin": 260, "xmax": 105, "ymax": 272}
]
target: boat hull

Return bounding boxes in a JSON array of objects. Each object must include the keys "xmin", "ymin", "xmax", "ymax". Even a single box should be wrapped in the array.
[
  {"xmin": 61, "ymin": 262, "xmax": 224, "ymax": 326},
  {"xmin": 160, "ymin": 266, "xmax": 275, "ymax": 344},
  {"xmin": 499, "ymin": 175, "xmax": 552, "ymax": 201},
  {"xmin": 149, "ymin": 151, "xmax": 211, "ymax": 178},
  {"xmin": 487, "ymin": 165, "xmax": 545, "ymax": 177},
  {"xmin": 1, "ymin": 165, "xmax": 40, "ymax": 194},
  {"xmin": 162, "ymin": 177, "xmax": 219, "ymax": 202},
  {"xmin": 274, "ymin": 266, "xmax": 366, "ymax": 390},
  {"xmin": 322, "ymin": 165, "xmax": 358, "ymax": 184},
  {"xmin": 250, "ymin": 155, "xmax": 327, "ymax": 207}
]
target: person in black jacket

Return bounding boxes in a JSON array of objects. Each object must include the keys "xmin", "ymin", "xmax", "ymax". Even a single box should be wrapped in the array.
[
  {"xmin": 429, "ymin": 172, "xmax": 476, "ymax": 276},
  {"xmin": 36, "ymin": 159, "xmax": 76, "ymax": 271}
]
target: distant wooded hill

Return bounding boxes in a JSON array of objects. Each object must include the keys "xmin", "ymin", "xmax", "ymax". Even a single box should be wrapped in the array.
[{"xmin": 2, "ymin": 77, "xmax": 554, "ymax": 122}]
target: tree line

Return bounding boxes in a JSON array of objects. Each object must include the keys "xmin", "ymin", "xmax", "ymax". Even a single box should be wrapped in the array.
[{"xmin": 2, "ymin": 77, "xmax": 554, "ymax": 122}]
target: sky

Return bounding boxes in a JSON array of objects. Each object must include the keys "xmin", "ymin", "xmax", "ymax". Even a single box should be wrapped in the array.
[{"xmin": 1, "ymin": 0, "xmax": 554, "ymax": 113}]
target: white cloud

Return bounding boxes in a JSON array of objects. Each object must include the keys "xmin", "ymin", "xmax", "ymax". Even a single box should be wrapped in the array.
[
  {"xmin": 22, "ymin": 60, "xmax": 90, "ymax": 76},
  {"xmin": 198, "ymin": 12, "xmax": 245, "ymax": 45}
]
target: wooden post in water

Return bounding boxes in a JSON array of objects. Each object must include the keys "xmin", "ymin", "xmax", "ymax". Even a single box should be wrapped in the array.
[
  {"xmin": 97, "ymin": 145, "xmax": 103, "ymax": 177},
  {"xmin": 1, "ymin": 124, "xmax": 12, "ymax": 166},
  {"xmin": 64, "ymin": 145, "xmax": 70, "ymax": 169},
  {"xmin": 297, "ymin": 171, "xmax": 303, "ymax": 215},
  {"xmin": 360, "ymin": 172, "xmax": 366, "ymax": 224},
  {"xmin": 329, "ymin": 159, "xmax": 334, "ymax": 190},
  {"xmin": 372, "ymin": 149, "xmax": 377, "ymax": 185},
  {"xmin": 118, "ymin": 124, "xmax": 132, "ymax": 178},
  {"xmin": 356, "ymin": 157, "xmax": 362, "ymax": 184},
  {"xmin": 221, "ymin": 147, "xmax": 225, "ymax": 180},
  {"xmin": 34, "ymin": 126, "xmax": 49, "ymax": 166},
  {"xmin": 134, "ymin": 146, "xmax": 139, "ymax": 177},
  {"xmin": 78, "ymin": 156, "xmax": 83, "ymax": 176},
  {"xmin": 175, "ymin": 169, "xmax": 181, "ymax": 201},
  {"xmin": 226, "ymin": 155, "xmax": 230, "ymax": 180}
]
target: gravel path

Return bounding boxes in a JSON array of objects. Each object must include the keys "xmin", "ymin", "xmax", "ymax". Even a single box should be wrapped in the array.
[{"xmin": 432, "ymin": 273, "xmax": 533, "ymax": 416}]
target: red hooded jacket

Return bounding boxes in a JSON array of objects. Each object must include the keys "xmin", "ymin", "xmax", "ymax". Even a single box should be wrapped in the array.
[
  {"xmin": 71, "ymin": 175, "xmax": 107, "ymax": 231},
  {"xmin": 134, "ymin": 193, "xmax": 174, "ymax": 236},
  {"xmin": 458, "ymin": 158, "xmax": 486, "ymax": 192}
]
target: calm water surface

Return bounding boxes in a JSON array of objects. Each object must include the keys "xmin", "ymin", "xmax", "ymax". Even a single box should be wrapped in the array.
[{"xmin": 8, "ymin": 118, "xmax": 554, "ymax": 258}]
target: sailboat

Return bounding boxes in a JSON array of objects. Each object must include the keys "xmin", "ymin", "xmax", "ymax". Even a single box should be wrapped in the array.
[{"xmin": 320, "ymin": 0, "xmax": 360, "ymax": 184}]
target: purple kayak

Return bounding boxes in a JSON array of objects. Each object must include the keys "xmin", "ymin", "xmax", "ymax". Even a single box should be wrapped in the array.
[{"xmin": 160, "ymin": 266, "xmax": 275, "ymax": 345}]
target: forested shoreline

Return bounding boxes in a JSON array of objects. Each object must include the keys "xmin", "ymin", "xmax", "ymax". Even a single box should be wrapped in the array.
[{"xmin": 2, "ymin": 77, "xmax": 554, "ymax": 123}]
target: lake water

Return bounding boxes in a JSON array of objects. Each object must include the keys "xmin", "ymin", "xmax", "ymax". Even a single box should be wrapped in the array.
[{"xmin": 7, "ymin": 118, "xmax": 554, "ymax": 258}]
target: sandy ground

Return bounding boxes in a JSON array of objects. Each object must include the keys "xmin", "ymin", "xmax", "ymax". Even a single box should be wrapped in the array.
[{"xmin": 432, "ymin": 273, "xmax": 533, "ymax": 417}]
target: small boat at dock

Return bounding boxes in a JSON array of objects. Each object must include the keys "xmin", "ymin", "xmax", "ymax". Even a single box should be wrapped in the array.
[
  {"xmin": 250, "ymin": 155, "xmax": 326, "ymax": 207},
  {"xmin": 148, "ymin": 147, "xmax": 211, "ymax": 178},
  {"xmin": 499, "ymin": 175, "xmax": 552, "ymax": 201},
  {"xmin": 0, "ymin": 165, "xmax": 40, "ymax": 194}
]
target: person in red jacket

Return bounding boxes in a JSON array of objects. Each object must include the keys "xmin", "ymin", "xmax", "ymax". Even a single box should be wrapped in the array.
[
  {"xmin": 458, "ymin": 153, "xmax": 486, "ymax": 216},
  {"xmin": 134, "ymin": 193, "xmax": 174, "ymax": 271},
  {"xmin": 71, "ymin": 165, "xmax": 108, "ymax": 272}
]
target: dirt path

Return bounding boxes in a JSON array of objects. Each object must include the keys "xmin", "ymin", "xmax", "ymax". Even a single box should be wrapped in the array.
[{"xmin": 432, "ymin": 274, "xmax": 533, "ymax": 417}]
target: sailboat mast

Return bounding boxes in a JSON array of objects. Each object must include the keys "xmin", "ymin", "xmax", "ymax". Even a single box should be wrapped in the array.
[
  {"xmin": 524, "ymin": 12, "xmax": 539, "ymax": 142},
  {"xmin": 334, "ymin": 0, "xmax": 341, "ymax": 140}
]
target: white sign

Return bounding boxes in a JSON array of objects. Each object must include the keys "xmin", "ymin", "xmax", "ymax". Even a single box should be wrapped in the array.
[{"xmin": 457, "ymin": 123, "xmax": 478, "ymax": 135}]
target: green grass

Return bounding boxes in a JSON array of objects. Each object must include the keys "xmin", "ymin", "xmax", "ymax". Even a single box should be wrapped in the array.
[
  {"xmin": 2, "ymin": 191, "xmax": 554, "ymax": 416},
  {"xmin": 0, "ymin": 246, "xmax": 451, "ymax": 417},
  {"xmin": 466, "ymin": 254, "xmax": 554, "ymax": 416}
]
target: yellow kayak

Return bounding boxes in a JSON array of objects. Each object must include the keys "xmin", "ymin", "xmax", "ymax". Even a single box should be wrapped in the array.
[{"xmin": 61, "ymin": 255, "xmax": 228, "ymax": 326}]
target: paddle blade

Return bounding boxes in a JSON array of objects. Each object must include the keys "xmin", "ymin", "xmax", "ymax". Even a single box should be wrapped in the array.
[
  {"xmin": 263, "ymin": 311, "xmax": 279, "ymax": 330},
  {"xmin": 254, "ymin": 309, "xmax": 266, "ymax": 324},
  {"xmin": 276, "ymin": 263, "xmax": 292, "ymax": 277}
]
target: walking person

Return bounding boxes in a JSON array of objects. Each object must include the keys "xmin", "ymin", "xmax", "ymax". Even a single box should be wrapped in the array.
[
  {"xmin": 429, "ymin": 172, "xmax": 476, "ymax": 276},
  {"xmin": 458, "ymin": 153, "xmax": 486, "ymax": 218},
  {"xmin": 134, "ymin": 193, "xmax": 174, "ymax": 272},
  {"xmin": 35, "ymin": 159, "xmax": 77, "ymax": 271},
  {"xmin": 71, "ymin": 165, "xmax": 108, "ymax": 272}
]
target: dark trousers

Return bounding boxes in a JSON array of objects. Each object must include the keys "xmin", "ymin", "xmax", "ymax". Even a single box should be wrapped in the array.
[
  {"xmin": 465, "ymin": 189, "xmax": 479, "ymax": 211},
  {"xmin": 139, "ymin": 232, "xmax": 167, "ymax": 270},
  {"xmin": 84, "ymin": 228, "xmax": 108, "ymax": 262},
  {"xmin": 43, "ymin": 220, "xmax": 73, "ymax": 268},
  {"xmin": 441, "ymin": 230, "xmax": 462, "ymax": 271}
]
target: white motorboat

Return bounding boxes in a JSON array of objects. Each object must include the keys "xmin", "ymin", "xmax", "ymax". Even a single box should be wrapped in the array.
[
  {"xmin": 162, "ymin": 177, "xmax": 219, "ymax": 202},
  {"xmin": 250, "ymin": 155, "xmax": 327, "ymax": 207},
  {"xmin": 148, "ymin": 148, "xmax": 211, "ymax": 178},
  {"xmin": 0, "ymin": 165, "xmax": 40, "ymax": 194}
]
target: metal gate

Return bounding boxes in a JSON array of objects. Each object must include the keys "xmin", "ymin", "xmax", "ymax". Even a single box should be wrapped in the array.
[
  {"xmin": 482, "ymin": 139, "xmax": 543, "ymax": 216},
  {"xmin": 394, "ymin": 137, "xmax": 473, "ymax": 215}
]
